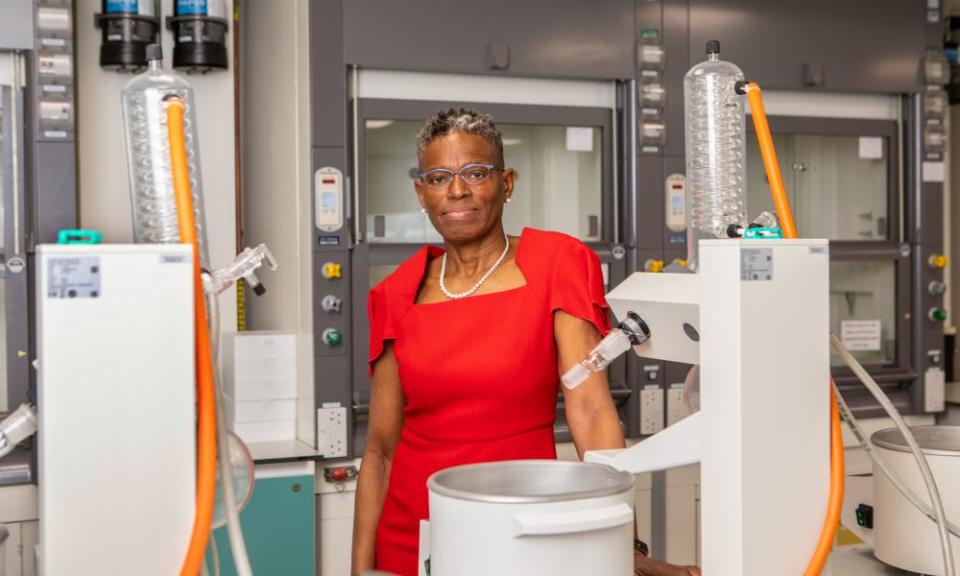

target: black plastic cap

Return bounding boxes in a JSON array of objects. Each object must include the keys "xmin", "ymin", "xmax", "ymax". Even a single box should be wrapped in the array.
[
  {"xmin": 253, "ymin": 283, "xmax": 266, "ymax": 296},
  {"xmin": 146, "ymin": 43, "xmax": 162, "ymax": 61},
  {"xmin": 172, "ymin": 42, "xmax": 228, "ymax": 71},
  {"xmin": 706, "ymin": 40, "xmax": 720, "ymax": 55},
  {"xmin": 99, "ymin": 42, "xmax": 147, "ymax": 71}
]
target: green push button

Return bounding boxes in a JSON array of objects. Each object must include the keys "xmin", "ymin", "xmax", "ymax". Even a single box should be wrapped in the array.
[
  {"xmin": 929, "ymin": 308, "xmax": 948, "ymax": 322},
  {"xmin": 322, "ymin": 328, "xmax": 343, "ymax": 347}
]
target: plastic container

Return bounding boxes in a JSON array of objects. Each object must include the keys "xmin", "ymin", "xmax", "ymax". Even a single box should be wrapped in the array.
[
  {"xmin": 871, "ymin": 425, "xmax": 960, "ymax": 574},
  {"xmin": 121, "ymin": 44, "xmax": 210, "ymax": 268},
  {"xmin": 427, "ymin": 460, "xmax": 635, "ymax": 576},
  {"xmin": 683, "ymin": 40, "xmax": 747, "ymax": 271}
]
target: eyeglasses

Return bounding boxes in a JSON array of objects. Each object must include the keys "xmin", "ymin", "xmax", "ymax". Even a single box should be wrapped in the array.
[{"xmin": 417, "ymin": 162, "xmax": 498, "ymax": 189}]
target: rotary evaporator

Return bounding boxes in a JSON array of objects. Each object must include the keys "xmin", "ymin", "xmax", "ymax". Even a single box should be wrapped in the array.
[
  {"xmin": 1, "ymin": 43, "xmax": 277, "ymax": 576},
  {"xmin": 421, "ymin": 41, "xmax": 960, "ymax": 576}
]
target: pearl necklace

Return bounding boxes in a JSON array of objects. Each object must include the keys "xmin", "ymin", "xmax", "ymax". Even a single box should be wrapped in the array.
[{"xmin": 440, "ymin": 230, "xmax": 511, "ymax": 300}]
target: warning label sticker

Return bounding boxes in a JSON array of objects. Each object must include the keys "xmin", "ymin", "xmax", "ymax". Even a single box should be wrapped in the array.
[{"xmin": 741, "ymin": 248, "xmax": 773, "ymax": 281}]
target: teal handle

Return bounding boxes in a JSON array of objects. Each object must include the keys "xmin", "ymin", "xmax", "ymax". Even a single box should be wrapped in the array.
[
  {"xmin": 743, "ymin": 227, "xmax": 783, "ymax": 239},
  {"xmin": 57, "ymin": 229, "xmax": 103, "ymax": 245}
]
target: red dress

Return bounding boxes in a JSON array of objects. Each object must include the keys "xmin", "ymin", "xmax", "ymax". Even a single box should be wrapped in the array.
[{"xmin": 367, "ymin": 227, "xmax": 611, "ymax": 576}]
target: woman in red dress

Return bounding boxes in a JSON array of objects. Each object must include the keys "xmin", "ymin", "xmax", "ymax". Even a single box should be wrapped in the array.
[{"xmin": 351, "ymin": 108, "xmax": 700, "ymax": 576}]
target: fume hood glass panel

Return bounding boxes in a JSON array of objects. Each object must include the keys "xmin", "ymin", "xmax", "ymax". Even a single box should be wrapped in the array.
[
  {"xmin": 829, "ymin": 260, "xmax": 897, "ymax": 367},
  {"xmin": 746, "ymin": 134, "xmax": 889, "ymax": 241},
  {"xmin": 364, "ymin": 120, "xmax": 603, "ymax": 243}
]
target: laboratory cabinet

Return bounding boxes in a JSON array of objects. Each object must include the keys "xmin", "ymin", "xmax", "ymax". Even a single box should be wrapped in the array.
[
  {"xmin": 687, "ymin": 0, "xmax": 928, "ymax": 94},
  {"xmin": 343, "ymin": 0, "xmax": 635, "ymax": 80},
  {"xmin": 743, "ymin": 115, "xmax": 920, "ymax": 411},
  {"xmin": 210, "ymin": 472, "xmax": 316, "ymax": 576},
  {"xmin": 0, "ymin": 522, "xmax": 37, "ymax": 576}
]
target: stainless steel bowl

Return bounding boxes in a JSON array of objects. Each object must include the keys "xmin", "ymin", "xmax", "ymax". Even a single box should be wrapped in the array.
[
  {"xmin": 427, "ymin": 459, "xmax": 634, "ymax": 504},
  {"xmin": 871, "ymin": 425, "xmax": 960, "ymax": 457}
]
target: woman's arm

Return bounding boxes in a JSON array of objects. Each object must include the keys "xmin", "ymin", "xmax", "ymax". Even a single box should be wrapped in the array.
[
  {"xmin": 555, "ymin": 310, "xmax": 626, "ymax": 459},
  {"xmin": 351, "ymin": 342, "xmax": 404, "ymax": 576}
]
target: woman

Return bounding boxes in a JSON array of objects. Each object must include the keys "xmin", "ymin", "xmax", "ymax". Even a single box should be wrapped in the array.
[{"xmin": 351, "ymin": 108, "xmax": 699, "ymax": 576}]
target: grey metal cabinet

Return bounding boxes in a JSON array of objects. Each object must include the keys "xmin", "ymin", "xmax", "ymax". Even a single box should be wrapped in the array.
[
  {"xmin": 688, "ymin": 0, "xmax": 927, "ymax": 93},
  {"xmin": 343, "ymin": 0, "xmax": 636, "ymax": 80}
]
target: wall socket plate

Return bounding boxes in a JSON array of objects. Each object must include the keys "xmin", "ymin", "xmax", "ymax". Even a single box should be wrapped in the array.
[
  {"xmin": 317, "ymin": 406, "xmax": 348, "ymax": 457},
  {"xmin": 924, "ymin": 367, "xmax": 946, "ymax": 412},
  {"xmin": 640, "ymin": 385, "xmax": 664, "ymax": 435},
  {"xmin": 666, "ymin": 384, "xmax": 686, "ymax": 426}
]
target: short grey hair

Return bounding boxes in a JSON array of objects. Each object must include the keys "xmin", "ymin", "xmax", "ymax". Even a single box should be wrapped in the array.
[{"xmin": 416, "ymin": 107, "xmax": 504, "ymax": 167}]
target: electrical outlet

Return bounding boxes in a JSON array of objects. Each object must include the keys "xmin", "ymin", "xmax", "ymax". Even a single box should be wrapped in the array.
[
  {"xmin": 317, "ymin": 406, "xmax": 347, "ymax": 457},
  {"xmin": 640, "ymin": 385, "xmax": 664, "ymax": 435},
  {"xmin": 924, "ymin": 367, "xmax": 946, "ymax": 412},
  {"xmin": 666, "ymin": 384, "xmax": 686, "ymax": 426}
]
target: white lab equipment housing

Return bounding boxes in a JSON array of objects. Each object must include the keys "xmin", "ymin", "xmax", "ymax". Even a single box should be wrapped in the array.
[
  {"xmin": 587, "ymin": 239, "xmax": 831, "ymax": 575},
  {"xmin": 35, "ymin": 245, "xmax": 196, "ymax": 576}
]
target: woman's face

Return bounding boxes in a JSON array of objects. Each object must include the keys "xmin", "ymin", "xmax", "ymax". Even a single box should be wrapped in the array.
[{"xmin": 415, "ymin": 132, "xmax": 515, "ymax": 244}]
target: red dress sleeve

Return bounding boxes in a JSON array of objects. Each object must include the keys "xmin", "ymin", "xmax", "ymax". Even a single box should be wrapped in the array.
[
  {"xmin": 367, "ymin": 280, "xmax": 395, "ymax": 375},
  {"xmin": 549, "ymin": 237, "xmax": 612, "ymax": 336}
]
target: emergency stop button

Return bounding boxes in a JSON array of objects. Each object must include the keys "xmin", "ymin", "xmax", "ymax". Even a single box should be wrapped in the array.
[{"xmin": 322, "ymin": 262, "xmax": 342, "ymax": 279}]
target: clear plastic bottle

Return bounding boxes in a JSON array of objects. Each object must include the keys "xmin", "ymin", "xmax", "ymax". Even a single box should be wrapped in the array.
[
  {"xmin": 121, "ymin": 44, "xmax": 210, "ymax": 269},
  {"xmin": 683, "ymin": 40, "xmax": 747, "ymax": 271}
]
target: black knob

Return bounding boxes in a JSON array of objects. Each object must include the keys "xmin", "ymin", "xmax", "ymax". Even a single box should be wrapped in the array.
[
  {"xmin": 146, "ymin": 44, "xmax": 162, "ymax": 62},
  {"xmin": 706, "ymin": 40, "xmax": 720, "ymax": 55}
]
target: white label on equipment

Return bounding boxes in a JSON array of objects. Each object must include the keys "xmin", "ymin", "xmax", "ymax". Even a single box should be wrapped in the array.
[
  {"xmin": 858, "ymin": 136, "xmax": 883, "ymax": 160},
  {"xmin": 923, "ymin": 161, "xmax": 945, "ymax": 182},
  {"xmin": 565, "ymin": 126, "xmax": 594, "ymax": 152},
  {"xmin": 841, "ymin": 320, "xmax": 882, "ymax": 352},
  {"xmin": 741, "ymin": 248, "xmax": 773, "ymax": 281},
  {"xmin": 47, "ymin": 257, "xmax": 101, "ymax": 299}
]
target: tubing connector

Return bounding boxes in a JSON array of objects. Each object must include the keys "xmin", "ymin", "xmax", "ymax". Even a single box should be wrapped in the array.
[
  {"xmin": 204, "ymin": 244, "xmax": 278, "ymax": 297},
  {"xmin": 562, "ymin": 313, "xmax": 650, "ymax": 390},
  {"xmin": 0, "ymin": 404, "xmax": 38, "ymax": 459},
  {"xmin": 727, "ymin": 211, "xmax": 781, "ymax": 238}
]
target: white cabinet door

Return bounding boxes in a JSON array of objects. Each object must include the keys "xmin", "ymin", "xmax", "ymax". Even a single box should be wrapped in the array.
[
  {"xmin": 20, "ymin": 522, "xmax": 34, "ymax": 576},
  {"xmin": 1, "ymin": 522, "xmax": 20, "ymax": 576}
]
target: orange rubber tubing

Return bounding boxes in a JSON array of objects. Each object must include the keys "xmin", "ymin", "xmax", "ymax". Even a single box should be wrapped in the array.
[
  {"xmin": 167, "ymin": 96, "xmax": 218, "ymax": 576},
  {"xmin": 746, "ymin": 82, "xmax": 844, "ymax": 575},
  {"xmin": 745, "ymin": 83, "xmax": 798, "ymax": 239}
]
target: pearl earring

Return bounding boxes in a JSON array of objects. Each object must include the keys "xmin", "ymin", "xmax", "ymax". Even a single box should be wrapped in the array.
[
  {"xmin": 421, "ymin": 207, "xmax": 427, "ymax": 213},
  {"xmin": 505, "ymin": 198, "xmax": 512, "ymax": 204}
]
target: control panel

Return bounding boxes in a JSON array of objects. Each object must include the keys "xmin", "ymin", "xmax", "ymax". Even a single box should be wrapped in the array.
[
  {"xmin": 319, "ymin": 260, "xmax": 346, "ymax": 351},
  {"xmin": 665, "ymin": 173, "xmax": 686, "ymax": 233},
  {"xmin": 915, "ymin": 44, "xmax": 949, "ymax": 413},
  {"xmin": 315, "ymin": 167, "xmax": 345, "ymax": 232}
]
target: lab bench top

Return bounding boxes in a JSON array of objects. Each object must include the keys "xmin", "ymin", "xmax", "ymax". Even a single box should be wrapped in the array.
[
  {"xmin": 0, "ymin": 446, "xmax": 31, "ymax": 486},
  {"xmin": 247, "ymin": 439, "xmax": 322, "ymax": 464},
  {"xmin": 831, "ymin": 548, "xmax": 915, "ymax": 575}
]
